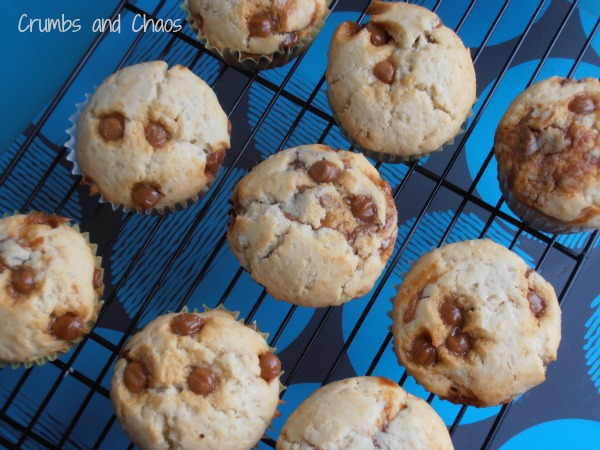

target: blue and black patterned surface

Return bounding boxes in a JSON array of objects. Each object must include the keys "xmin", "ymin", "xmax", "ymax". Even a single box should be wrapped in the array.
[{"xmin": 1, "ymin": 1, "xmax": 600, "ymax": 449}]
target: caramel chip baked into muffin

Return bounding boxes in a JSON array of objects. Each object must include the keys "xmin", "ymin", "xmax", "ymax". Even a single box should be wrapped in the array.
[
  {"xmin": 183, "ymin": 0, "xmax": 329, "ymax": 70},
  {"xmin": 111, "ymin": 309, "xmax": 282, "ymax": 450},
  {"xmin": 74, "ymin": 61, "xmax": 230, "ymax": 213},
  {"xmin": 0, "ymin": 212, "xmax": 103, "ymax": 367},
  {"xmin": 277, "ymin": 376, "xmax": 453, "ymax": 450},
  {"xmin": 326, "ymin": 1, "xmax": 476, "ymax": 161},
  {"xmin": 495, "ymin": 76, "xmax": 600, "ymax": 233},
  {"xmin": 391, "ymin": 239, "xmax": 561, "ymax": 407},
  {"xmin": 227, "ymin": 144, "xmax": 398, "ymax": 307}
]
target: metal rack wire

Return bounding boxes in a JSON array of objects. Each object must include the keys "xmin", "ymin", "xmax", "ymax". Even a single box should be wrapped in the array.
[{"xmin": 1, "ymin": 0, "xmax": 599, "ymax": 449}]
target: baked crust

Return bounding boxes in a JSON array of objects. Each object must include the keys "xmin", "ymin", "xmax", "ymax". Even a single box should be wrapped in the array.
[
  {"xmin": 277, "ymin": 376, "xmax": 453, "ymax": 450},
  {"xmin": 227, "ymin": 145, "xmax": 398, "ymax": 307},
  {"xmin": 77, "ymin": 61, "xmax": 230, "ymax": 212},
  {"xmin": 0, "ymin": 213, "xmax": 102, "ymax": 365},
  {"xmin": 494, "ymin": 76, "xmax": 600, "ymax": 229},
  {"xmin": 326, "ymin": 1, "xmax": 476, "ymax": 157},
  {"xmin": 187, "ymin": 0, "xmax": 327, "ymax": 55},
  {"xmin": 111, "ymin": 310, "xmax": 282, "ymax": 450},
  {"xmin": 391, "ymin": 239, "xmax": 561, "ymax": 407}
]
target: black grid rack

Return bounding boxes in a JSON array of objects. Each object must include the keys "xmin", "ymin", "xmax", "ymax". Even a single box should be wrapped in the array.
[{"xmin": 1, "ymin": 0, "xmax": 600, "ymax": 449}]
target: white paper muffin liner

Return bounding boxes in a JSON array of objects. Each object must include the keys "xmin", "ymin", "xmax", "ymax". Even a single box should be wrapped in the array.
[
  {"xmin": 497, "ymin": 168, "xmax": 596, "ymax": 235},
  {"xmin": 326, "ymin": 90, "xmax": 473, "ymax": 164},
  {"xmin": 66, "ymin": 93, "xmax": 214, "ymax": 215},
  {"xmin": 0, "ymin": 212, "xmax": 104, "ymax": 369},
  {"xmin": 181, "ymin": 0, "xmax": 331, "ymax": 71}
]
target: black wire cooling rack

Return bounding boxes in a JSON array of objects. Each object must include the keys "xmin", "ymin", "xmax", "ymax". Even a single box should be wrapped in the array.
[{"xmin": 1, "ymin": 0, "xmax": 600, "ymax": 449}]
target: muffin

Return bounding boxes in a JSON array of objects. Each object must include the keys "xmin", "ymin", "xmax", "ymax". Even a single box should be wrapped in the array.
[
  {"xmin": 326, "ymin": 1, "xmax": 476, "ymax": 162},
  {"xmin": 111, "ymin": 308, "xmax": 283, "ymax": 450},
  {"xmin": 0, "ymin": 212, "xmax": 103, "ymax": 367},
  {"xmin": 391, "ymin": 239, "xmax": 561, "ymax": 407},
  {"xmin": 227, "ymin": 144, "xmax": 398, "ymax": 308},
  {"xmin": 494, "ymin": 76, "xmax": 600, "ymax": 233},
  {"xmin": 73, "ymin": 61, "xmax": 231, "ymax": 213},
  {"xmin": 183, "ymin": 0, "xmax": 330, "ymax": 70},
  {"xmin": 277, "ymin": 376, "xmax": 454, "ymax": 450}
]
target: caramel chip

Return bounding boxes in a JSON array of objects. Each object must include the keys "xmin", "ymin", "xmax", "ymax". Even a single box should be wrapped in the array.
[
  {"xmin": 374, "ymin": 60, "xmax": 395, "ymax": 85},
  {"xmin": 99, "ymin": 113, "xmax": 125, "ymax": 141},
  {"xmin": 188, "ymin": 367, "xmax": 217, "ymax": 395},
  {"xmin": 343, "ymin": 22, "xmax": 361, "ymax": 37},
  {"xmin": 131, "ymin": 183, "xmax": 163, "ymax": 210},
  {"xmin": 446, "ymin": 331, "xmax": 471, "ymax": 357},
  {"xmin": 308, "ymin": 160, "xmax": 340, "ymax": 183},
  {"xmin": 248, "ymin": 13, "xmax": 273, "ymax": 37},
  {"xmin": 568, "ymin": 94, "xmax": 596, "ymax": 114},
  {"xmin": 366, "ymin": 22, "xmax": 390, "ymax": 46},
  {"xmin": 124, "ymin": 361, "xmax": 149, "ymax": 394},
  {"xmin": 439, "ymin": 298, "xmax": 464, "ymax": 328},
  {"xmin": 170, "ymin": 313, "xmax": 206, "ymax": 336},
  {"xmin": 351, "ymin": 195, "xmax": 377, "ymax": 222},
  {"xmin": 404, "ymin": 296, "xmax": 419, "ymax": 324},
  {"xmin": 258, "ymin": 352, "xmax": 281, "ymax": 382},
  {"xmin": 205, "ymin": 149, "xmax": 227, "ymax": 179},
  {"xmin": 10, "ymin": 266, "xmax": 36, "ymax": 295},
  {"xmin": 145, "ymin": 122, "xmax": 171, "ymax": 148},
  {"xmin": 50, "ymin": 313, "xmax": 83, "ymax": 341},
  {"xmin": 411, "ymin": 335, "xmax": 437, "ymax": 366}
]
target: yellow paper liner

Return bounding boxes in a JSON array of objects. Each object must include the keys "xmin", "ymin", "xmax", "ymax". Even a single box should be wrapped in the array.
[{"xmin": 181, "ymin": 0, "xmax": 331, "ymax": 71}]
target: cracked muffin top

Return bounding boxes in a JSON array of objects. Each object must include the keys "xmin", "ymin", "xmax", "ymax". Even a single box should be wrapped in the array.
[
  {"xmin": 326, "ymin": 1, "xmax": 476, "ymax": 160},
  {"xmin": 76, "ymin": 61, "xmax": 230, "ymax": 213},
  {"xmin": 0, "ymin": 212, "xmax": 103, "ymax": 366},
  {"xmin": 494, "ymin": 76, "xmax": 600, "ymax": 231},
  {"xmin": 111, "ymin": 309, "xmax": 282, "ymax": 450},
  {"xmin": 391, "ymin": 239, "xmax": 561, "ymax": 407},
  {"xmin": 186, "ymin": 0, "xmax": 328, "ymax": 56},
  {"xmin": 276, "ymin": 376, "xmax": 453, "ymax": 450},
  {"xmin": 227, "ymin": 144, "xmax": 398, "ymax": 308}
]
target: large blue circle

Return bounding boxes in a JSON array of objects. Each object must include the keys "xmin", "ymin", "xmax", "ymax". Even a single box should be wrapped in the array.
[{"xmin": 500, "ymin": 419, "xmax": 600, "ymax": 450}]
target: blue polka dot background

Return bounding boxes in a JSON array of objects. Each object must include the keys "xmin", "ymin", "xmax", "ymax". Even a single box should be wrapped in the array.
[{"xmin": 1, "ymin": 0, "xmax": 600, "ymax": 449}]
